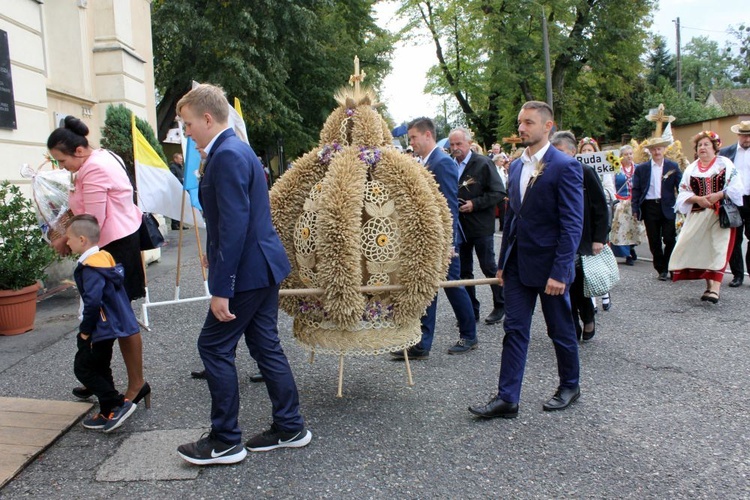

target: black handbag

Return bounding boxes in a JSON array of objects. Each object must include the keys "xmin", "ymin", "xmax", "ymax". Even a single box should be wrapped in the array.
[
  {"xmin": 139, "ymin": 212, "xmax": 165, "ymax": 250},
  {"xmin": 719, "ymin": 199, "xmax": 742, "ymax": 229}
]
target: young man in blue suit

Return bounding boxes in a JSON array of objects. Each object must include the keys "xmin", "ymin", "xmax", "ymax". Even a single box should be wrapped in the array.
[
  {"xmin": 630, "ymin": 137, "xmax": 682, "ymax": 281},
  {"xmin": 469, "ymin": 101, "xmax": 584, "ymax": 419},
  {"xmin": 176, "ymin": 84, "xmax": 310, "ymax": 465},
  {"xmin": 391, "ymin": 117, "xmax": 477, "ymax": 359}
]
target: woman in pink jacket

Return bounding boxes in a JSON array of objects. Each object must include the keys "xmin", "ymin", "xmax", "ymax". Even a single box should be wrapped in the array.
[{"xmin": 47, "ymin": 116, "xmax": 149, "ymax": 407}]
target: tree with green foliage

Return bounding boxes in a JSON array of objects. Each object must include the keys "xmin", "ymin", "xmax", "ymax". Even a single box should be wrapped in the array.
[
  {"xmin": 680, "ymin": 36, "xmax": 735, "ymax": 101},
  {"xmin": 630, "ymin": 83, "xmax": 723, "ymax": 139},
  {"xmin": 646, "ymin": 36, "xmax": 675, "ymax": 88},
  {"xmin": 729, "ymin": 24, "xmax": 750, "ymax": 85},
  {"xmin": 398, "ymin": 0, "xmax": 655, "ymax": 147},
  {"xmin": 151, "ymin": 0, "xmax": 393, "ymax": 158},
  {"xmin": 100, "ymin": 104, "xmax": 168, "ymax": 181}
]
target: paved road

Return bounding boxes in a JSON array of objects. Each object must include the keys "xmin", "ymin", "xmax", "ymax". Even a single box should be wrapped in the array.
[{"xmin": 1, "ymin": 229, "xmax": 748, "ymax": 498}]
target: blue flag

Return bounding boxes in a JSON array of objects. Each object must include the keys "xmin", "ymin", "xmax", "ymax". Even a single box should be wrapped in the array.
[{"xmin": 183, "ymin": 137, "xmax": 202, "ymax": 211}]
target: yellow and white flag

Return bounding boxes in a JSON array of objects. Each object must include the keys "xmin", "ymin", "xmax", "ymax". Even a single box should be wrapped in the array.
[{"xmin": 132, "ymin": 114, "xmax": 204, "ymax": 227}]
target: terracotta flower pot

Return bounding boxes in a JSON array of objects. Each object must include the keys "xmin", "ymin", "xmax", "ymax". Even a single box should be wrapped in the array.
[{"xmin": 0, "ymin": 282, "xmax": 41, "ymax": 335}]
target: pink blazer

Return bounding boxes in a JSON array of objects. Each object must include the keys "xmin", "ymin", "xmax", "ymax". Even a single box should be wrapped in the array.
[{"xmin": 69, "ymin": 149, "xmax": 142, "ymax": 247}]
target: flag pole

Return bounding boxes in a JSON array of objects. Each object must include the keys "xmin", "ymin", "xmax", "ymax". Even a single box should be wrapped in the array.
[
  {"xmin": 174, "ymin": 189, "xmax": 187, "ymax": 300},
  {"xmin": 192, "ymin": 205, "xmax": 209, "ymax": 294}
]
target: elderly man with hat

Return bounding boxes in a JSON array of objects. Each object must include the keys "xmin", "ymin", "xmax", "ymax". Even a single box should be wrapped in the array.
[
  {"xmin": 631, "ymin": 137, "xmax": 682, "ymax": 281},
  {"xmin": 721, "ymin": 120, "xmax": 750, "ymax": 287}
]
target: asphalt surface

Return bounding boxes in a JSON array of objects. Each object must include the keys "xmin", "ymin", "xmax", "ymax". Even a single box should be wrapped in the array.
[{"xmin": 1, "ymin": 228, "xmax": 749, "ymax": 498}]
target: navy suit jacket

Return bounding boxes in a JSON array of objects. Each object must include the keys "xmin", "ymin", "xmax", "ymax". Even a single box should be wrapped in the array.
[
  {"xmin": 425, "ymin": 147, "xmax": 464, "ymax": 246},
  {"xmin": 199, "ymin": 129, "xmax": 291, "ymax": 298},
  {"xmin": 499, "ymin": 145, "xmax": 583, "ymax": 287},
  {"xmin": 719, "ymin": 143, "xmax": 738, "ymax": 162},
  {"xmin": 630, "ymin": 159, "xmax": 681, "ymax": 220},
  {"xmin": 458, "ymin": 152, "xmax": 505, "ymax": 239}
]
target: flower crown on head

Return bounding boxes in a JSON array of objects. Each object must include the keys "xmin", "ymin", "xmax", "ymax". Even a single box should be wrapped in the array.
[
  {"xmin": 578, "ymin": 137, "xmax": 599, "ymax": 150},
  {"xmin": 696, "ymin": 130, "xmax": 721, "ymax": 148}
]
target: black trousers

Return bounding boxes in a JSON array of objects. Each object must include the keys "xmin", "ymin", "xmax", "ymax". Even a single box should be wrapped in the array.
[
  {"xmin": 74, "ymin": 335, "xmax": 123, "ymax": 415},
  {"xmin": 641, "ymin": 200, "xmax": 676, "ymax": 273},
  {"xmin": 728, "ymin": 196, "xmax": 750, "ymax": 279},
  {"xmin": 570, "ymin": 257, "xmax": 595, "ymax": 334}
]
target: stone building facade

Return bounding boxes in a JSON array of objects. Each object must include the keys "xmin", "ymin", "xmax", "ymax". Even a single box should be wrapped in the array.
[{"xmin": 0, "ymin": 0, "xmax": 157, "ymax": 187}]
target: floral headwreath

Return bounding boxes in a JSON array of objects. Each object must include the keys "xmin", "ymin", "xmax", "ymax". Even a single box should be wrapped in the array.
[
  {"xmin": 694, "ymin": 130, "xmax": 721, "ymax": 148},
  {"xmin": 578, "ymin": 136, "xmax": 600, "ymax": 152}
]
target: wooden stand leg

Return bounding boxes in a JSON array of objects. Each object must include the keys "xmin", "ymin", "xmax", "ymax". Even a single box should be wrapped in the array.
[
  {"xmin": 336, "ymin": 355, "xmax": 344, "ymax": 398},
  {"xmin": 309, "ymin": 350, "xmax": 315, "ymax": 364},
  {"xmin": 403, "ymin": 349, "xmax": 414, "ymax": 386}
]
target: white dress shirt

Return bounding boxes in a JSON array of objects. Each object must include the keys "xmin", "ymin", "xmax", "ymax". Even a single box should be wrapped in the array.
[
  {"xmin": 519, "ymin": 142, "xmax": 551, "ymax": 201},
  {"xmin": 733, "ymin": 145, "xmax": 750, "ymax": 196},
  {"xmin": 645, "ymin": 160, "xmax": 664, "ymax": 200}
]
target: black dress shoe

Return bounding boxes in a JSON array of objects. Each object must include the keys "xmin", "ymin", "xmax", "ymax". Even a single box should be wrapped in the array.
[
  {"xmin": 658, "ymin": 271, "xmax": 669, "ymax": 281},
  {"xmin": 484, "ymin": 307, "xmax": 505, "ymax": 325},
  {"xmin": 468, "ymin": 397, "xmax": 518, "ymax": 419},
  {"xmin": 72, "ymin": 386, "xmax": 93, "ymax": 400},
  {"xmin": 729, "ymin": 277, "xmax": 743, "ymax": 288},
  {"xmin": 190, "ymin": 369, "xmax": 207, "ymax": 379},
  {"xmin": 543, "ymin": 386, "xmax": 580, "ymax": 411},
  {"xmin": 249, "ymin": 373, "xmax": 265, "ymax": 383}
]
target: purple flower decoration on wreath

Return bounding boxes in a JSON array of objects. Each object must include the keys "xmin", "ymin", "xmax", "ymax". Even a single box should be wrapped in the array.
[
  {"xmin": 359, "ymin": 147, "xmax": 381, "ymax": 168},
  {"xmin": 317, "ymin": 142, "xmax": 342, "ymax": 166},
  {"xmin": 346, "ymin": 108, "xmax": 355, "ymax": 117}
]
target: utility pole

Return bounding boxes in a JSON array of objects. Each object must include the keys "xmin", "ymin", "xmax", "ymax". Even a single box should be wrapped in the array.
[
  {"xmin": 675, "ymin": 17, "xmax": 682, "ymax": 93},
  {"xmin": 541, "ymin": 6, "xmax": 553, "ymax": 108}
]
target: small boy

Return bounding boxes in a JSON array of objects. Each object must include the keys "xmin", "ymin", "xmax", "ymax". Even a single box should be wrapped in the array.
[{"xmin": 66, "ymin": 214, "xmax": 139, "ymax": 432}]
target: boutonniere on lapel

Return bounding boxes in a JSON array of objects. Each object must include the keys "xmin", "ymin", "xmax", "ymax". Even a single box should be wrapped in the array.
[
  {"xmin": 662, "ymin": 169, "xmax": 675, "ymax": 181},
  {"xmin": 528, "ymin": 160, "xmax": 547, "ymax": 189},
  {"xmin": 197, "ymin": 159, "xmax": 207, "ymax": 180},
  {"xmin": 459, "ymin": 176, "xmax": 476, "ymax": 192}
]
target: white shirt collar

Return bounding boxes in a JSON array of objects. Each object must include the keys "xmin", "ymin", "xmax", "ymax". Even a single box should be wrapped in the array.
[
  {"xmin": 77, "ymin": 246, "xmax": 100, "ymax": 264},
  {"xmin": 521, "ymin": 141, "xmax": 551, "ymax": 164},
  {"xmin": 422, "ymin": 145, "xmax": 440, "ymax": 165},
  {"xmin": 204, "ymin": 126, "xmax": 232, "ymax": 156}
]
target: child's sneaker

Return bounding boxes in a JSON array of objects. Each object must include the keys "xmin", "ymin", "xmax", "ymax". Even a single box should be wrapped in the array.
[
  {"xmin": 177, "ymin": 432, "xmax": 247, "ymax": 465},
  {"xmin": 102, "ymin": 400, "xmax": 136, "ymax": 433},
  {"xmin": 82, "ymin": 413, "xmax": 109, "ymax": 430},
  {"xmin": 245, "ymin": 423, "xmax": 312, "ymax": 452}
]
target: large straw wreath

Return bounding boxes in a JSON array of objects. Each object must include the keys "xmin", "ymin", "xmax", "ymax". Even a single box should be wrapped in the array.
[{"xmin": 270, "ymin": 88, "xmax": 453, "ymax": 356}]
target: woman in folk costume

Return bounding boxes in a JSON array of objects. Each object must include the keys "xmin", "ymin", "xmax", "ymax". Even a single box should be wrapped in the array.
[
  {"xmin": 609, "ymin": 145, "xmax": 643, "ymax": 265},
  {"xmin": 669, "ymin": 131, "xmax": 744, "ymax": 303}
]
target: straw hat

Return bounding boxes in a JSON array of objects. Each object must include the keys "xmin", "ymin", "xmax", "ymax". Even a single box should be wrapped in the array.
[
  {"xmin": 730, "ymin": 120, "xmax": 750, "ymax": 135},
  {"xmin": 642, "ymin": 136, "xmax": 672, "ymax": 149}
]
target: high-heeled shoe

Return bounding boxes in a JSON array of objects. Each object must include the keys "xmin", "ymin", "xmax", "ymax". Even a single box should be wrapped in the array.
[{"xmin": 132, "ymin": 382, "xmax": 151, "ymax": 409}]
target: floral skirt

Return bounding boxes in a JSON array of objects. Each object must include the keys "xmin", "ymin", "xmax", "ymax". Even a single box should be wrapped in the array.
[{"xmin": 609, "ymin": 200, "xmax": 645, "ymax": 246}]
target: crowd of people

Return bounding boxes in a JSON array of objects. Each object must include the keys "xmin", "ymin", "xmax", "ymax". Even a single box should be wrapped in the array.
[{"xmin": 44, "ymin": 92, "xmax": 748, "ymax": 466}]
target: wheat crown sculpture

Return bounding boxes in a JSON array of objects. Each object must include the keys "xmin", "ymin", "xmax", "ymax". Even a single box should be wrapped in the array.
[{"xmin": 269, "ymin": 58, "xmax": 453, "ymax": 359}]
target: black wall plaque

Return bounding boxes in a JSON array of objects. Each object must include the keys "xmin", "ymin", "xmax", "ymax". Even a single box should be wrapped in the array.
[{"xmin": 0, "ymin": 29, "xmax": 17, "ymax": 130}]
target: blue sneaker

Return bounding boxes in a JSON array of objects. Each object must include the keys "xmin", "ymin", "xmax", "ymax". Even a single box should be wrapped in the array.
[
  {"xmin": 103, "ymin": 400, "xmax": 136, "ymax": 433},
  {"xmin": 82, "ymin": 413, "xmax": 109, "ymax": 430}
]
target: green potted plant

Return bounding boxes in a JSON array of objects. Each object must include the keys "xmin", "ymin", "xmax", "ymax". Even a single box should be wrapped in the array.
[{"xmin": 0, "ymin": 180, "xmax": 59, "ymax": 335}]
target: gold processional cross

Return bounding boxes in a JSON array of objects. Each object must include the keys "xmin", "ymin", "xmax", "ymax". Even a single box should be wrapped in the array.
[
  {"xmin": 646, "ymin": 103, "xmax": 676, "ymax": 138},
  {"xmin": 349, "ymin": 55, "xmax": 367, "ymax": 93}
]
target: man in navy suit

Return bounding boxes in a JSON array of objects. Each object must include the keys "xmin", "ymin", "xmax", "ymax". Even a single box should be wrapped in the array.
[
  {"xmin": 450, "ymin": 128, "xmax": 506, "ymax": 329},
  {"xmin": 391, "ymin": 117, "xmax": 477, "ymax": 359},
  {"xmin": 469, "ymin": 101, "xmax": 584, "ymax": 419},
  {"xmin": 175, "ymin": 84, "xmax": 310, "ymax": 465},
  {"xmin": 720, "ymin": 120, "xmax": 750, "ymax": 287},
  {"xmin": 630, "ymin": 137, "xmax": 682, "ymax": 281}
]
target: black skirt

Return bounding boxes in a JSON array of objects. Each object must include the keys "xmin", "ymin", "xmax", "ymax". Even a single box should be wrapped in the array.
[{"xmin": 102, "ymin": 230, "xmax": 146, "ymax": 301}]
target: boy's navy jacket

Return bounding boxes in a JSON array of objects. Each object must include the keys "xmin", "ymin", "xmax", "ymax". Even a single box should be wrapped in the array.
[{"xmin": 73, "ymin": 250, "xmax": 139, "ymax": 343}]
